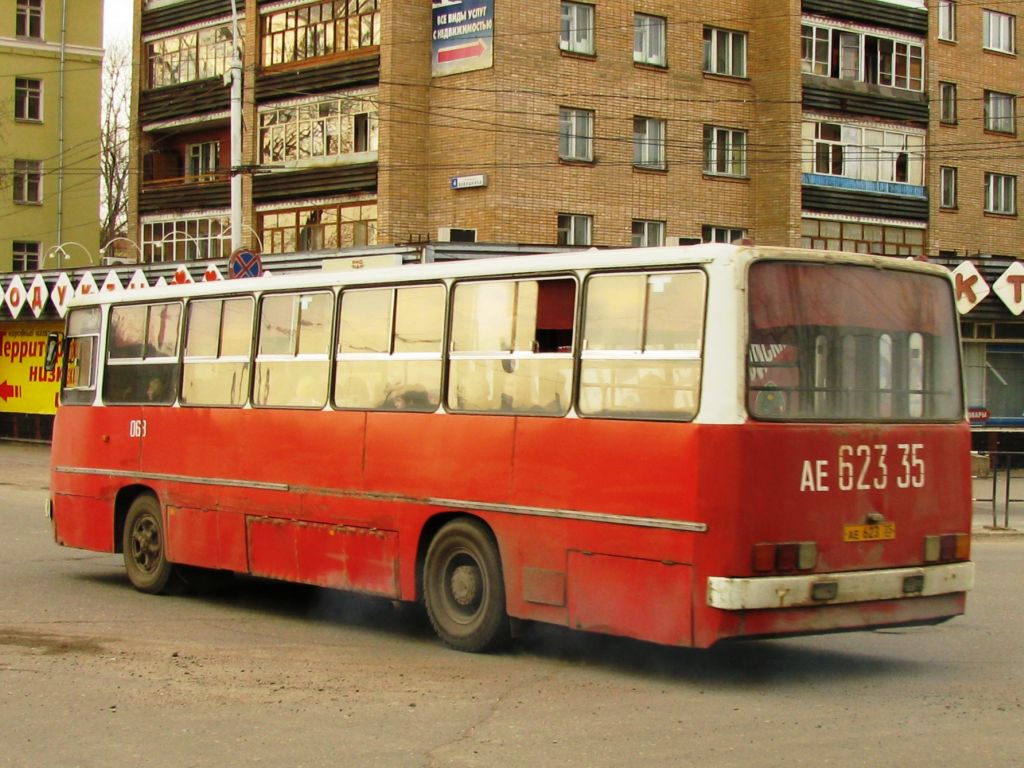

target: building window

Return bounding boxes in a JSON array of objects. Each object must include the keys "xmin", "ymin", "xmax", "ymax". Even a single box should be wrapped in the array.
[
  {"xmin": 631, "ymin": 220, "xmax": 664, "ymax": 247},
  {"xmin": 260, "ymin": 202, "xmax": 378, "ymax": 254},
  {"xmin": 633, "ymin": 117, "xmax": 666, "ymax": 169},
  {"xmin": 983, "ymin": 10, "xmax": 1014, "ymax": 54},
  {"xmin": 148, "ymin": 22, "xmax": 241, "ymax": 88},
  {"xmin": 703, "ymin": 126, "xmax": 747, "ymax": 177},
  {"xmin": 703, "ymin": 27, "xmax": 746, "ymax": 77},
  {"xmin": 801, "ymin": 218, "xmax": 924, "ymax": 257},
  {"xmin": 985, "ymin": 173, "xmax": 1016, "ymax": 214},
  {"xmin": 939, "ymin": 0, "xmax": 956, "ymax": 41},
  {"xmin": 262, "ymin": 1, "xmax": 379, "ymax": 67},
  {"xmin": 12, "ymin": 160, "xmax": 42, "ymax": 204},
  {"xmin": 802, "ymin": 121, "xmax": 925, "ymax": 186},
  {"xmin": 558, "ymin": 213, "xmax": 592, "ymax": 246},
  {"xmin": 702, "ymin": 225, "xmax": 745, "ymax": 244},
  {"xmin": 259, "ymin": 95, "xmax": 379, "ymax": 164},
  {"xmin": 877, "ymin": 39, "xmax": 924, "ymax": 90},
  {"xmin": 560, "ymin": 2, "xmax": 594, "ymax": 55},
  {"xmin": 14, "ymin": 78, "xmax": 42, "ymax": 121},
  {"xmin": 12, "ymin": 241, "xmax": 40, "ymax": 271},
  {"xmin": 141, "ymin": 214, "xmax": 232, "ymax": 262},
  {"xmin": 940, "ymin": 166, "xmax": 958, "ymax": 209},
  {"xmin": 16, "ymin": 0, "xmax": 42, "ymax": 38},
  {"xmin": 187, "ymin": 142, "xmax": 220, "ymax": 181},
  {"xmin": 634, "ymin": 14, "xmax": 666, "ymax": 66},
  {"xmin": 801, "ymin": 24, "xmax": 830, "ymax": 76},
  {"xmin": 800, "ymin": 24, "xmax": 924, "ymax": 92},
  {"xmin": 354, "ymin": 113, "xmax": 375, "ymax": 152},
  {"xmin": 806, "ymin": 122, "xmax": 844, "ymax": 176},
  {"xmin": 559, "ymin": 107, "xmax": 594, "ymax": 162},
  {"xmin": 984, "ymin": 91, "xmax": 1016, "ymax": 134},
  {"xmin": 940, "ymin": 82, "xmax": 957, "ymax": 124}
]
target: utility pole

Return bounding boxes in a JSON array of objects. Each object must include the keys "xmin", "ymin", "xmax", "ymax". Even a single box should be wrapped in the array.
[{"xmin": 227, "ymin": 0, "xmax": 243, "ymax": 251}]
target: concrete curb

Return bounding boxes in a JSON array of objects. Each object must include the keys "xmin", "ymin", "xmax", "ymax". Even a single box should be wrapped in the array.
[{"xmin": 972, "ymin": 527, "xmax": 1024, "ymax": 539}]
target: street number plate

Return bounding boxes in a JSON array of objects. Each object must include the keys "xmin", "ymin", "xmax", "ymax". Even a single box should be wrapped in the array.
[{"xmin": 843, "ymin": 523, "xmax": 896, "ymax": 542}]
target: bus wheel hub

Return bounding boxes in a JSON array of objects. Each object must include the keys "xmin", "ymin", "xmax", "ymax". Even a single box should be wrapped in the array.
[{"xmin": 450, "ymin": 565, "xmax": 479, "ymax": 607}]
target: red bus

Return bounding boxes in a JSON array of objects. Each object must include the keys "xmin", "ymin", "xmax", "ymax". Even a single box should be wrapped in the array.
[{"xmin": 48, "ymin": 244, "xmax": 974, "ymax": 651}]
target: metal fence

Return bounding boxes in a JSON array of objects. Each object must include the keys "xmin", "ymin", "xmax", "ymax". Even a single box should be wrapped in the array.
[{"xmin": 973, "ymin": 451, "xmax": 1024, "ymax": 529}]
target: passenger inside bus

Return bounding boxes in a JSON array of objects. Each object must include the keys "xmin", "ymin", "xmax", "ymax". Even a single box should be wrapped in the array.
[
  {"xmin": 146, "ymin": 376, "xmax": 165, "ymax": 402},
  {"xmin": 384, "ymin": 386, "xmax": 432, "ymax": 410}
]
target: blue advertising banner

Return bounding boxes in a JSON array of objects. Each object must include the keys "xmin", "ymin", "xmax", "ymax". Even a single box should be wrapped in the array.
[{"xmin": 432, "ymin": 0, "xmax": 494, "ymax": 77}]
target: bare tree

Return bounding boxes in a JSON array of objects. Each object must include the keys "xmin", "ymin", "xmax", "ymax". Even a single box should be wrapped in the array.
[{"xmin": 100, "ymin": 42, "xmax": 131, "ymax": 258}]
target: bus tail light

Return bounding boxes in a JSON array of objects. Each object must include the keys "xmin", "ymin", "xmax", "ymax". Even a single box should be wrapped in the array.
[
  {"xmin": 752, "ymin": 542, "xmax": 817, "ymax": 573},
  {"xmin": 924, "ymin": 533, "xmax": 970, "ymax": 563}
]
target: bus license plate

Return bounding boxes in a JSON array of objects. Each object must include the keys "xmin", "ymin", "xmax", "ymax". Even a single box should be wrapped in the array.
[{"xmin": 843, "ymin": 523, "xmax": 896, "ymax": 542}]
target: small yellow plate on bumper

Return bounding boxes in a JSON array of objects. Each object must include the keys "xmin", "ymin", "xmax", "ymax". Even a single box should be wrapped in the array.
[{"xmin": 843, "ymin": 522, "xmax": 896, "ymax": 542}]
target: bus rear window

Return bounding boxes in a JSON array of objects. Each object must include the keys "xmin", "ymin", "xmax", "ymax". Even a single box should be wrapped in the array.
[{"xmin": 747, "ymin": 261, "xmax": 962, "ymax": 421}]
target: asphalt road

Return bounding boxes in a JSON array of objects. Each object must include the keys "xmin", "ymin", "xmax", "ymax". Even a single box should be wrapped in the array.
[{"xmin": 1, "ymin": 442, "xmax": 1023, "ymax": 768}]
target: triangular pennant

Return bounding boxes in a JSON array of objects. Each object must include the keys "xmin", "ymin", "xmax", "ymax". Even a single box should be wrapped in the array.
[
  {"xmin": 76, "ymin": 272, "xmax": 98, "ymax": 297},
  {"xmin": 127, "ymin": 269, "xmax": 150, "ymax": 291},
  {"xmin": 101, "ymin": 270, "xmax": 124, "ymax": 293},
  {"xmin": 172, "ymin": 266, "xmax": 194, "ymax": 285},
  {"xmin": 202, "ymin": 264, "xmax": 224, "ymax": 282}
]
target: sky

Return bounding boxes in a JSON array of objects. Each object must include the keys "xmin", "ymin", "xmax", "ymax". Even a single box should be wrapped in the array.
[{"xmin": 103, "ymin": 0, "xmax": 134, "ymax": 46}]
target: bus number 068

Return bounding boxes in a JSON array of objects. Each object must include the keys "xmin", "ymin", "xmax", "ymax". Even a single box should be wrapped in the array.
[
  {"xmin": 838, "ymin": 443, "xmax": 924, "ymax": 491},
  {"xmin": 129, "ymin": 419, "xmax": 147, "ymax": 438}
]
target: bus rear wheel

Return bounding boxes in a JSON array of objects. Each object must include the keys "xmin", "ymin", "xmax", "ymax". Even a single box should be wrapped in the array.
[
  {"xmin": 423, "ymin": 518, "xmax": 509, "ymax": 652},
  {"xmin": 123, "ymin": 494, "xmax": 182, "ymax": 595}
]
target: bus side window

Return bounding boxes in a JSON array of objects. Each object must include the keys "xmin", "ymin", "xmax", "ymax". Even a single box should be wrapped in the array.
[
  {"xmin": 103, "ymin": 302, "xmax": 181, "ymax": 406},
  {"xmin": 335, "ymin": 284, "xmax": 444, "ymax": 412},
  {"xmin": 579, "ymin": 271, "xmax": 705, "ymax": 420},
  {"xmin": 182, "ymin": 297, "xmax": 254, "ymax": 407},
  {"xmin": 448, "ymin": 277, "xmax": 575, "ymax": 416},
  {"xmin": 254, "ymin": 291, "xmax": 332, "ymax": 408},
  {"xmin": 61, "ymin": 307, "xmax": 101, "ymax": 406}
]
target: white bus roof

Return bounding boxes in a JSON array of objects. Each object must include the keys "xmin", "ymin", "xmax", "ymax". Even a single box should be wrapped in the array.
[{"xmin": 65, "ymin": 244, "xmax": 952, "ymax": 309}]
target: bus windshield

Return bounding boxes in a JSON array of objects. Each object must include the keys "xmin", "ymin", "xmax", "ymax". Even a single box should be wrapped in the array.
[{"xmin": 747, "ymin": 260, "xmax": 963, "ymax": 422}]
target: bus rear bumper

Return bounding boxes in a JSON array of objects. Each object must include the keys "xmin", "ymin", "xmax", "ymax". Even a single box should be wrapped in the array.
[{"xmin": 707, "ymin": 561, "xmax": 974, "ymax": 611}]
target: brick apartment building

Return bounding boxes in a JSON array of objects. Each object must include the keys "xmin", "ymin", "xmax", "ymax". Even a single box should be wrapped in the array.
[
  {"xmin": 926, "ymin": 0, "xmax": 1024, "ymax": 444},
  {"xmin": 126, "ymin": 0, "xmax": 1018, "ymax": 252},
  {"xmin": 129, "ymin": 0, "xmax": 939, "ymax": 257}
]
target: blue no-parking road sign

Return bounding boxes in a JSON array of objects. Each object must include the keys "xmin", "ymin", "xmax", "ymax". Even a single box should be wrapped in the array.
[{"xmin": 228, "ymin": 248, "xmax": 262, "ymax": 279}]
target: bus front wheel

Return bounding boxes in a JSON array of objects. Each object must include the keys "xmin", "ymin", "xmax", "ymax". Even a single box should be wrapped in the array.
[
  {"xmin": 122, "ymin": 494, "xmax": 182, "ymax": 595},
  {"xmin": 423, "ymin": 518, "xmax": 509, "ymax": 652}
]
